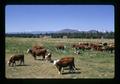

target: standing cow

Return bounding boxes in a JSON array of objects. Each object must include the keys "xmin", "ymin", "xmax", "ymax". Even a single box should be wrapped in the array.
[
  {"xmin": 27, "ymin": 48, "xmax": 47, "ymax": 60},
  {"xmin": 7, "ymin": 54, "xmax": 24, "ymax": 67},
  {"xmin": 56, "ymin": 45, "xmax": 66, "ymax": 50}
]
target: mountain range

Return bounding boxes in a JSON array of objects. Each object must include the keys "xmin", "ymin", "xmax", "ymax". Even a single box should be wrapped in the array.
[{"xmin": 6, "ymin": 29, "xmax": 102, "ymax": 34}]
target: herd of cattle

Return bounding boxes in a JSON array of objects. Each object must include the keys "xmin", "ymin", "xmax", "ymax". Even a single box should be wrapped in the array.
[{"xmin": 7, "ymin": 42, "xmax": 114, "ymax": 74}]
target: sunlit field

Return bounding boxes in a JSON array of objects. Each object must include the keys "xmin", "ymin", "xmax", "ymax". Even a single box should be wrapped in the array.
[{"xmin": 5, "ymin": 37, "xmax": 114, "ymax": 79}]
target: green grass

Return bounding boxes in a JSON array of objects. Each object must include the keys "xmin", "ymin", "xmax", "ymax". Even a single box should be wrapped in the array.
[{"xmin": 5, "ymin": 37, "xmax": 114, "ymax": 78}]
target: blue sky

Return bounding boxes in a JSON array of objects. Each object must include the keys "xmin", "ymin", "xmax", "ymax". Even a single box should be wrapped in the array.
[{"xmin": 5, "ymin": 5, "xmax": 114, "ymax": 33}]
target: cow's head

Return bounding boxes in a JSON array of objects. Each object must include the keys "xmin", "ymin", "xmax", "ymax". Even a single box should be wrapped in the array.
[
  {"xmin": 27, "ymin": 48, "xmax": 32, "ymax": 53},
  {"xmin": 7, "ymin": 56, "xmax": 13, "ymax": 66},
  {"xmin": 53, "ymin": 59, "xmax": 60, "ymax": 65},
  {"xmin": 45, "ymin": 53, "xmax": 51, "ymax": 59},
  {"xmin": 7, "ymin": 60, "xmax": 10, "ymax": 66}
]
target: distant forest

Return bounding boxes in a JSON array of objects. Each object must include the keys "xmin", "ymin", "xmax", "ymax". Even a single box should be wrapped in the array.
[{"xmin": 6, "ymin": 31, "xmax": 114, "ymax": 39}]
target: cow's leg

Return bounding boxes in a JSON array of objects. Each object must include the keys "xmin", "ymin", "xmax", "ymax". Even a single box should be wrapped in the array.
[
  {"xmin": 42, "ymin": 55, "xmax": 45, "ymax": 60},
  {"xmin": 33, "ymin": 55, "xmax": 36, "ymax": 60},
  {"xmin": 12, "ymin": 61, "xmax": 16, "ymax": 67},
  {"xmin": 71, "ymin": 62, "xmax": 76, "ymax": 71},
  {"xmin": 58, "ymin": 67, "xmax": 62, "ymax": 74},
  {"xmin": 20, "ymin": 59, "xmax": 24, "ymax": 65},
  {"xmin": 61, "ymin": 67, "xmax": 64, "ymax": 73},
  {"xmin": 12, "ymin": 63, "xmax": 14, "ymax": 67},
  {"xmin": 82, "ymin": 48, "xmax": 85, "ymax": 51},
  {"xmin": 22, "ymin": 58, "xmax": 24, "ymax": 65},
  {"xmin": 110, "ymin": 49, "xmax": 113, "ymax": 53},
  {"xmin": 19, "ymin": 60, "xmax": 22, "ymax": 65},
  {"xmin": 69, "ymin": 65, "xmax": 73, "ymax": 73}
]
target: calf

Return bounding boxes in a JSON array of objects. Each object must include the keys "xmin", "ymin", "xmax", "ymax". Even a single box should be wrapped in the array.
[
  {"xmin": 8, "ymin": 54, "xmax": 24, "ymax": 67},
  {"xmin": 53, "ymin": 57, "xmax": 76, "ymax": 74}
]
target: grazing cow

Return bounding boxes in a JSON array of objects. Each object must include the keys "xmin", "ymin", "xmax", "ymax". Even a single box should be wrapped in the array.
[
  {"xmin": 72, "ymin": 44, "xmax": 86, "ymax": 51},
  {"xmin": 27, "ymin": 48, "xmax": 47, "ymax": 60},
  {"xmin": 32, "ymin": 45, "xmax": 44, "ymax": 50},
  {"xmin": 103, "ymin": 42, "xmax": 107, "ymax": 46},
  {"xmin": 56, "ymin": 45, "xmax": 65, "ymax": 50},
  {"xmin": 105, "ymin": 45, "xmax": 114, "ymax": 53},
  {"xmin": 53, "ymin": 57, "xmax": 76, "ymax": 74},
  {"xmin": 8, "ymin": 54, "xmax": 24, "ymax": 67},
  {"xmin": 90, "ymin": 43, "xmax": 103, "ymax": 51}
]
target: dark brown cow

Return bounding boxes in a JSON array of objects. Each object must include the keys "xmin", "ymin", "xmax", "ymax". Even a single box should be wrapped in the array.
[
  {"xmin": 8, "ymin": 54, "xmax": 24, "ymax": 67},
  {"xmin": 90, "ymin": 43, "xmax": 103, "ymax": 51},
  {"xmin": 53, "ymin": 57, "xmax": 76, "ymax": 74},
  {"xmin": 27, "ymin": 48, "xmax": 47, "ymax": 60},
  {"xmin": 105, "ymin": 45, "xmax": 114, "ymax": 53},
  {"xmin": 72, "ymin": 44, "xmax": 85, "ymax": 51},
  {"xmin": 56, "ymin": 45, "xmax": 65, "ymax": 50}
]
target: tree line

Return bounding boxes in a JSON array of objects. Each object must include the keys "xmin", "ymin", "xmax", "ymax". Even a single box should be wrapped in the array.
[{"xmin": 6, "ymin": 31, "xmax": 114, "ymax": 39}]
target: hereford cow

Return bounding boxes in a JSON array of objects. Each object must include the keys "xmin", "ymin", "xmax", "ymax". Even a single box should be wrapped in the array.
[
  {"xmin": 27, "ymin": 48, "xmax": 47, "ymax": 60},
  {"xmin": 53, "ymin": 57, "xmax": 76, "ymax": 74},
  {"xmin": 7, "ymin": 54, "xmax": 24, "ymax": 67}
]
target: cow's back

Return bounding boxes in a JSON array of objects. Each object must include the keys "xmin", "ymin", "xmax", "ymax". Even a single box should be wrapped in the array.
[{"xmin": 57, "ymin": 57, "xmax": 74, "ymax": 66}]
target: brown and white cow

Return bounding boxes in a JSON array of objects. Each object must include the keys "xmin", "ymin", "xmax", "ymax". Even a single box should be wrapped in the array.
[
  {"xmin": 53, "ymin": 57, "xmax": 76, "ymax": 74},
  {"xmin": 7, "ymin": 54, "xmax": 24, "ymax": 67}
]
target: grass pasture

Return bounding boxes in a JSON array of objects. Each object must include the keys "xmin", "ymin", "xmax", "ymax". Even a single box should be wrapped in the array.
[{"xmin": 5, "ymin": 37, "xmax": 114, "ymax": 79}]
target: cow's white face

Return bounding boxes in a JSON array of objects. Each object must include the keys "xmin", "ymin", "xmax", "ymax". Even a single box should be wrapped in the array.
[
  {"xmin": 45, "ymin": 53, "xmax": 51, "ymax": 59},
  {"xmin": 27, "ymin": 49, "xmax": 30, "ymax": 53},
  {"xmin": 47, "ymin": 53, "xmax": 51, "ymax": 56},
  {"xmin": 53, "ymin": 59, "xmax": 59, "ymax": 65},
  {"xmin": 7, "ymin": 61, "xmax": 10, "ymax": 64}
]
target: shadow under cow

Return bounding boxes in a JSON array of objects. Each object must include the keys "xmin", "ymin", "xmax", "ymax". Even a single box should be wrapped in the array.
[
  {"xmin": 61, "ymin": 67, "xmax": 81, "ymax": 75},
  {"xmin": 61, "ymin": 71, "xmax": 81, "ymax": 75},
  {"xmin": 34, "ymin": 58, "xmax": 45, "ymax": 61},
  {"xmin": 15, "ymin": 64, "xmax": 30, "ymax": 66},
  {"xmin": 63, "ymin": 67, "xmax": 80, "ymax": 70}
]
